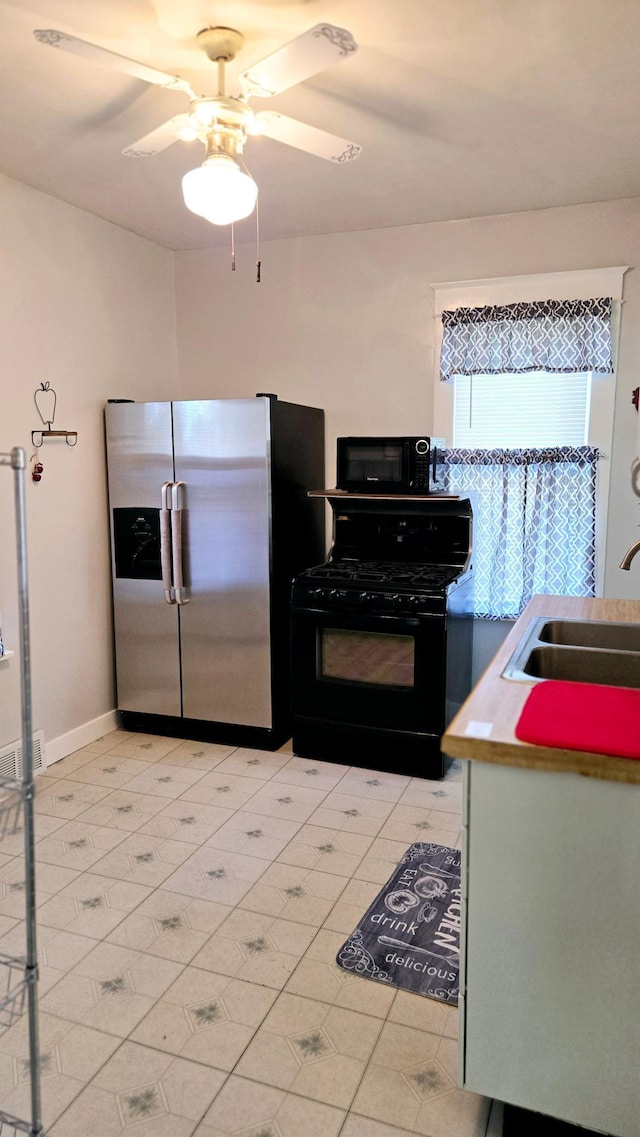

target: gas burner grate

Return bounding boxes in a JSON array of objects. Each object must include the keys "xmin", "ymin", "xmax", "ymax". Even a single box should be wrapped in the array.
[
  {"xmin": 302, "ymin": 560, "xmax": 464, "ymax": 590},
  {"xmin": 307, "ymin": 565, "xmax": 355, "ymax": 579}
]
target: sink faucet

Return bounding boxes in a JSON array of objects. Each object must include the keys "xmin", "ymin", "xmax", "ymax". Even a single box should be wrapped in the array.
[{"xmin": 620, "ymin": 539, "xmax": 640, "ymax": 570}]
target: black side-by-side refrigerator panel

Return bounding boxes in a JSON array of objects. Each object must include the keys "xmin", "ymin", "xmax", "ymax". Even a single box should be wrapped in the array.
[
  {"xmin": 269, "ymin": 397, "xmax": 326, "ymax": 728},
  {"xmin": 105, "ymin": 396, "xmax": 325, "ymax": 749}
]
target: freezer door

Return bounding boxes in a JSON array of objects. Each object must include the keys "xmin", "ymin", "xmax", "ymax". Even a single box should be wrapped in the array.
[
  {"xmin": 105, "ymin": 401, "xmax": 181, "ymax": 716},
  {"xmin": 173, "ymin": 399, "xmax": 272, "ymax": 728}
]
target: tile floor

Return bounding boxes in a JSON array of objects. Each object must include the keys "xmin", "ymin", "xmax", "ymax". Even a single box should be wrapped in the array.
[{"xmin": 0, "ymin": 731, "xmax": 500, "ymax": 1136}]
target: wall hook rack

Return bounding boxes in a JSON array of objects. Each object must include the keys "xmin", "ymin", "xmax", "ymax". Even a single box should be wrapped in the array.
[
  {"xmin": 31, "ymin": 381, "xmax": 77, "ymax": 447},
  {"xmin": 31, "ymin": 429, "xmax": 78, "ymax": 447}
]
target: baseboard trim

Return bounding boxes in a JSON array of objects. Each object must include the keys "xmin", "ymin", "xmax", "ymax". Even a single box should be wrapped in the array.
[{"xmin": 45, "ymin": 710, "xmax": 119, "ymax": 766}]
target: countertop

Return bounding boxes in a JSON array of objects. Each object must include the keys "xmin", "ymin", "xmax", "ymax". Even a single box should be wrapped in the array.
[{"xmin": 442, "ymin": 593, "xmax": 640, "ymax": 784}]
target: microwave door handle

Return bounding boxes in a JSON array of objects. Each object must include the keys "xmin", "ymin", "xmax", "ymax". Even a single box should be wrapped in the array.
[
  {"xmin": 160, "ymin": 481, "xmax": 175, "ymax": 604},
  {"xmin": 171, "ymin": 480, "xmax": 188, "ymax": 605}
]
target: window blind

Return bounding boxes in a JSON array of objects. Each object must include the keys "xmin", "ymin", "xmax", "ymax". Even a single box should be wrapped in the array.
[{"xmin": 453, "ymin": 371, "xmax": 590, "ymax": 449}]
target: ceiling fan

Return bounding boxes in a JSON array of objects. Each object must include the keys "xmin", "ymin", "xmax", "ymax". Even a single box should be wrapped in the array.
[{"xmin": 34, "ymin": 22, "xmax": 362, "ymax": 226}]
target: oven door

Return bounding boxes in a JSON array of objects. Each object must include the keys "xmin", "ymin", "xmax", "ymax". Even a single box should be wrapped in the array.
[{"xmin": 290, "ymin": 606, "xmax": 446, "ymax": 734}]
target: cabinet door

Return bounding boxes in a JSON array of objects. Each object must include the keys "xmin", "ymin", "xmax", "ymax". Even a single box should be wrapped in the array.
[
  {"xmin": 172, "ymin": 399, "xmax": 272, "ymax": 727},
  {"xmin": 463, "ymin": 760, "xmax": 640, "ymax": 1137},
  {"xmin": 105, "ymin": 401, "xmax": 180, "ymax": 716}
]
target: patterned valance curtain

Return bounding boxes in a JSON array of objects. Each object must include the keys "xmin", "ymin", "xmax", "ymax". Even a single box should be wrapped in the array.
[
  {"xmin": 440, "ymin": 298, "xmax": 612, "ymax": 380},
  {"xmin": 445, "ymin": 446, "xmax": 597, "ymax": 619}
]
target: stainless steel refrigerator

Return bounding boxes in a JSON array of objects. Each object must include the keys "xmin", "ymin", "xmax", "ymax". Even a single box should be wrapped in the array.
[{"xmin": 105, "ymin": 395, "xmax": 325, "ymax": 749}]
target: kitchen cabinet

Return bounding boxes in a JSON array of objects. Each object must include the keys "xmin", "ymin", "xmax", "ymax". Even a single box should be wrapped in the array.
[
  {"xmin": 445, "ymin": 594, "xmax": 640, "ymax": 1137},
  {"xmin": 461, "ymin": 759, "xmax": 640, "ymax": 1136}
]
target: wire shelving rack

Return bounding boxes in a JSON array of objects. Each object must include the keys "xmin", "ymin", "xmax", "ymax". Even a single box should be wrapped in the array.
[{"xmin": 0, "ymin": 448, "xmax": 42, "ymax": 1136}]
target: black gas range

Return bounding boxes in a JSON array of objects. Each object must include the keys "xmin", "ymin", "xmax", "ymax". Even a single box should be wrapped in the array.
[
  {"xmin": 290, "ymin": 495, "xmax": 474, "ymax": 778},
  {"xmin": 293, "ymin": 560, "xmax": 466, "ymax": 614}
]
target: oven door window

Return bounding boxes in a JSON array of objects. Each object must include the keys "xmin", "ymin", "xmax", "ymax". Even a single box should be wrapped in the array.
[
  {"xmin": 320, "ymin": 628, "xmax": 414, "ymax": 688},
  {"xmin": 290, "ymin": 609, "xmax": 446, "ymax": 734}
]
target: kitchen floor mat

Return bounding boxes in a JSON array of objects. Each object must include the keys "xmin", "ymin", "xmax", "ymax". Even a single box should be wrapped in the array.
[{"xmin": 336, "ymin": 842, "xmax": 461, "ymax": 1005}]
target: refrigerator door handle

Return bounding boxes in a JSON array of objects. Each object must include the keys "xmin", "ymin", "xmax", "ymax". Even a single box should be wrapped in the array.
[
  {"xmin": 160, "ymin": 481, "xmax": 175, "ymax": 604},
  {"xmin": 171, "ymin": 480, "xmax": 189, "ymax": 605}
]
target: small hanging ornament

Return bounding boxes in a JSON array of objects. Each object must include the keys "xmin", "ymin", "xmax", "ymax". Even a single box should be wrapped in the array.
[{"xmin": 30, "ymin": 451, "xmax": 44, "ymax": 483}]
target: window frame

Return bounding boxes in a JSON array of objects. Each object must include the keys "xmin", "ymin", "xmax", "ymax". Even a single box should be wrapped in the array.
[{"xmin": 431, "ymin": 267, "xmax": 627, "ymax": 598}]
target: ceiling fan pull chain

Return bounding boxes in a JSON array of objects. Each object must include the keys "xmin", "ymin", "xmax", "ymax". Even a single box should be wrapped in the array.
[
  {"xmin": 231, "ymin": 223, "xmax": 236, "ymax": 272},
  {"xmin": 239, "ymin": 152, "xmax": 261, "ymax": 282},
  {"xmin": 255, "ymin": 193, "xmax": 261, "ymax": 284}
]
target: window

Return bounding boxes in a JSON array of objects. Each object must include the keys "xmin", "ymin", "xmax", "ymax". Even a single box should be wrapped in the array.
[
  {"xmin": 433, "ymin": 268, "xmax": 624, "ymax": 456},
  {"xmin": 432, "ymin": 268, "xmax": 626, "ymax": 612}
]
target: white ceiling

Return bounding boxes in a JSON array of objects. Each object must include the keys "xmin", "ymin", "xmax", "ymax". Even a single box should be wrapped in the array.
[{"xmin": 2, "ymin": 0, "xmax": 640, "ymax": 250}]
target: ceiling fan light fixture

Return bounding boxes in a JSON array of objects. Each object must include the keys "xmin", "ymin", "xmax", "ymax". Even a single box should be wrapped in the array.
[
  {"xmin": 176, "ymin": 123, "xmax": 199, "ymax": 142},
  {"xmin": 182, "ymin": 154, "xmax": 258, "ymax": 226}
]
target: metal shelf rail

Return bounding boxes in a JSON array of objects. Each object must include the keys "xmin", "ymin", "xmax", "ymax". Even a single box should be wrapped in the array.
[{"xmin": 0, "ymin": 448, "xmax": 42, "ymax": 1136}]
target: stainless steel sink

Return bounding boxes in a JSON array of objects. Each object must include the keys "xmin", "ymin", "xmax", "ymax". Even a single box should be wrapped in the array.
[
  {"xmin": 503, "ymin": 615, "xmax": 640, "ymax": 688},
  {"xmin": 522, "ymin": 645, "xmax": 640, "ymax": 687},
  {"xmin": 538, "ymin": 619, "xmax": 640, "ymax": 653}
]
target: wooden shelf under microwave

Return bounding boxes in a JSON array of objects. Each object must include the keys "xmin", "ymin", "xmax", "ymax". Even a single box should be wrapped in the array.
[{"xmin": 308, "ymin": 490, "xmax": 461, "ymax": 501}]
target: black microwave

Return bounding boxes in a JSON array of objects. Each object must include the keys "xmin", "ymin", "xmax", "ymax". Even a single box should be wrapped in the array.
[{"xmin": 336, "ymin": 436, "xmax": 446, "ymax": 495}]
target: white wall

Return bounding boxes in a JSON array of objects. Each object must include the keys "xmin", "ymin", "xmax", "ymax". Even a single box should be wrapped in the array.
[
  {"xmin": 173, "ymin": 232, "xmax": 436, "ymax": 497},
  {"xmin": 0, "ymin": 175, "xmax": 177, "ymax": 759},
  {"xmin": 174, "ymin": 196, "xmax": 640, "ymax": 607},
  {"xmin": 4, "ymin": 187, "xmax": 640, "ymax": 762}
]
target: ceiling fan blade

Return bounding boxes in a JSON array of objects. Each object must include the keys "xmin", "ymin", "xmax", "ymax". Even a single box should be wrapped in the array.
[
  {"xmin": 122, "ymin": 115, "xmax": 192, "ymax": 158},
  {"xmin": 254, "ymin": 112, "xmax": 361, "ymax": 163},
  {"xmin": 33, "ymin": 29, "xmax": 196, "ymax": 98},
  {"xmin": 242, "ymin": 23, "xmax": 357, "ymax": 98}
]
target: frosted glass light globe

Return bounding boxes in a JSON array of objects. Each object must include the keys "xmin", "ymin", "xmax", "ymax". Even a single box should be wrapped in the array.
[{"xmin": 182, "ymin": 155, "xmax": 258, "ymax": 226}]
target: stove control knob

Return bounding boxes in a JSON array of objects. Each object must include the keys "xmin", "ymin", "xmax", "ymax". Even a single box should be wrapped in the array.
[
  {"xmin": 358, "ymin": 591, "xmax": 369, "ymax": 606},
  {"xmin": 310, "ymin": 588, "xmax": 324, "ymax": 601}
]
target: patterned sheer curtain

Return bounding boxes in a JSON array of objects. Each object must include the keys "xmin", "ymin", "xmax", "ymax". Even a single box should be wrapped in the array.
[
  {"xmin": 439, "ymin": 298, "xmax": 611, "ymax": 619},
  {"xmin": 445, "ymin": 447, "xmax": 598, "ymax": 619}
]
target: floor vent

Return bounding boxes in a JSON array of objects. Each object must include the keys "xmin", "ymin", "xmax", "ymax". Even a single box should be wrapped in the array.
[{"xmin": 0, "ymin": 732, "xmax": 46, "ymax": 780}]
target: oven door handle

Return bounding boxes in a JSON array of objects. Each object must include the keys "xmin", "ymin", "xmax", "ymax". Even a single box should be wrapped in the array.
[{"xmin": 289, "ymin": 606, "xmax": 427, "ymax": 626}]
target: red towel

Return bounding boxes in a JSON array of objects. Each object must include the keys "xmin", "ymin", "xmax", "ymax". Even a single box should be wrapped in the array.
[{"xmin": 515, "ymin": 680, "xmax": 640, "ymax": 759}]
